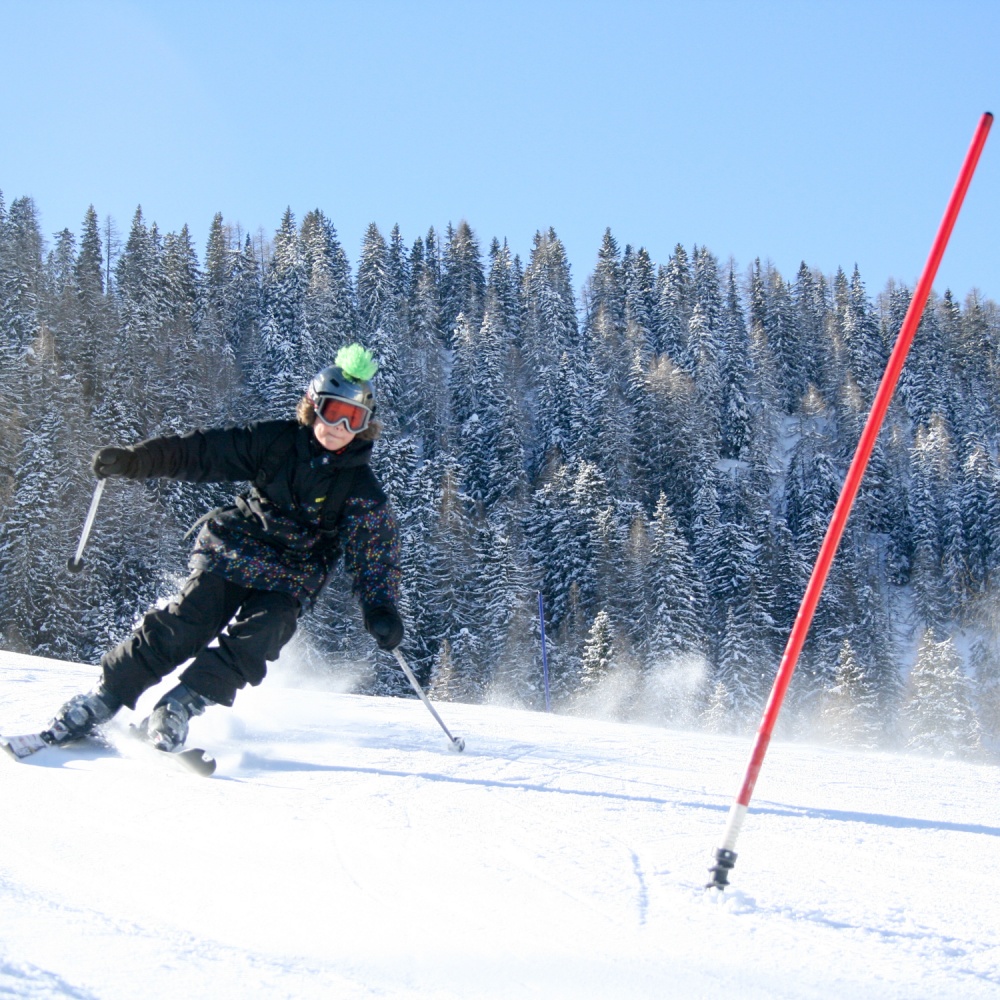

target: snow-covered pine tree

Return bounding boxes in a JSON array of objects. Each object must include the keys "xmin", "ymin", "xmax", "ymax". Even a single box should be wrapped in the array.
[
  {"xmin": 701, "ymin": 678, "xmax": 733, "ymax": 733},
  {"xmin": 259, "ymin": 208, "xmax": 307, "ymax": 413},
  {"xmin": 585, "ymin": 229, "xmax": 626, "ymax": 343},
  {"xmin": 656, "ymin": 244, "xmax": 693, "ymax": 365},
  {"xmin": 356, "ymin": 222, "xmax": 406, "ymax": 426},
  {"xmin": 644, "ymin": 492, "xmax": 705, "ymax": 665},
  {"xmin": 583, "ymin": 303, "xmax": 637, "ymax": 497},
  {"xmin": 896, "ymin": 288, "xmax": 949, "ymax": 430},
  {"xmin": 959, "ymin": 441, "xmax": 1000, "ymax": 599},
  {"xmin": 202, "ymin": 213, "xmax": 235, "ymax": 356},
  {"xmin": 638, "ymin": 354, "xmax": 707, "ymax": 529},
  {"xmin": 844, "ymin": 265, "xmax": 885, "ymax": 400},
  {"xmin": 0, "ymin": 196, "xmax": 44, "ymax": 354},
  {"xmin": 970, "ymin": 632, "xmax": 1000, "ymax": 749},
  {"xmin": 450, "ymin": 288, "xmax": 525, "ymax": 511},
  {"xmin": 228, "ymin": 234, "xmax": 264, "ymax": 414},
  {"xmin": 524, "ymin": 463, "xmax": 585, "ymax": 631},
  {"xmin": 429, "ymin": 628, "xmax": 484, "ymax": 704},
  {"xmin": 580, "ymin": 609, "xmax": 615, "ymax": 689},
  {"xmin": 765, "ymin": 267, "xmax": 805, "ymax": 414},
  {"xmin": 686, "ymin": 302, "xmax": 722, "ymax": 451},
  {"xmin": 904, "ymin": 632, "xmax": 981, "ymax": 758},
  {"xmin": 424, "ymin": 457, "xmax": 481, "ymax": 687},
  {"xmin": 746, "ymin": 259, "xmax": 782, "ymax": 427},
  {"xmin": 909, "ymin": 416, "xmax": 952, "ymax": 632},
  {"xmin": 70, "ymin": 206, "xmax": 108, "ymax": 404},
  {"xmin": 624, "ymin": 245, "xmax": 660, "ymax": 356},
  {"xmin": 714, "ymin": 608, "xmax": 761, "ymax": 731},
  {"xmin": 820, "ymin": 638, "xmax": 881, "ymax": 748},
  {"xmin": 791, "ymin": 263, "xmax": 824, "ymax": 391},
  {"xmin": 301, "ymin": 210, "xmax": 358, "ymax": 382},
  {"xmin": 719, "ymin": 267, "xmax": 752, "ymax": 460},
  {"xmin": 521, "ymin": 231, "xmax": 580, "ymax": 475},
  {"xmin": 440, "ymin": 220, "xmax": 486, "ymax": 349},
  {"xmin": 401, "ymin": 233, "xmax": 448, "ymax": 456},
  {"xmin": 956, "ymin": 290, "xmax": 998, "ymax": 438}
]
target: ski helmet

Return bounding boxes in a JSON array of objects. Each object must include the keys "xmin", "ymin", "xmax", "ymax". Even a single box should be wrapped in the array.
[{"xmin": 306, "ymin": 344, "xmax": 377, "ymax": 433}]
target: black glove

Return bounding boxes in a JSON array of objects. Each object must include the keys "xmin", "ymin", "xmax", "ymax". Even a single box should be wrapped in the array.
[
  {"xmin": 92, "ymin": 446, "xmax": 141, "ymax": 479},
  {"xmin": 364, "ymin": 604, "xmax": 404, "ymax": 651}
]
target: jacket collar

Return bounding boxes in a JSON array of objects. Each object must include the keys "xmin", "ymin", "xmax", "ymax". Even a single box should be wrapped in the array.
[{"xmin": 303, "ymin": 426, "xmax": 373, "ymax": 469}]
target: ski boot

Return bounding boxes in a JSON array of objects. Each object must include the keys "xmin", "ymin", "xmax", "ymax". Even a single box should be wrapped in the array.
[
  {"xmin": 43, "ymin": 685, "xmax": 122, "ymax": 746},
  {"xmin": 141, "ymin": 684, "xmax": 214, "ymax": 752}
]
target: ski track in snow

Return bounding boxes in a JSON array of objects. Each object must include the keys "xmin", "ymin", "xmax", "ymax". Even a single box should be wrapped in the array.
[{"xmin": 1, "ymin": 649, "xmax": 999, "ymax": 999}]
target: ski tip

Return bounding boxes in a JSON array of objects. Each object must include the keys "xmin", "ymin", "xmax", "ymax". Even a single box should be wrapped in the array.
[
  {"xmin": 1, "ymin": 733, "xmax": 50, "ymax": 760},
  {"xmin": 181, "ymin": 750, "xmax": 217, "ymax": 777}
]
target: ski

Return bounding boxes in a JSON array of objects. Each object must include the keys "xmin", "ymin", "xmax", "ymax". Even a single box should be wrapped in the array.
[
  {"xmin": 1, "ymin": 732, "xmax": 51, "ymax": 760},
  {"xmin": 2, "ymin": 729, "xmax": 117, "ymax": 761},
  {"xmin": 124, "ymin": 725, "xmax": 217, "ymax": 777},
  {"xmin": 1, "ymin": 729, "xmax": 216, "ymax": 777}
]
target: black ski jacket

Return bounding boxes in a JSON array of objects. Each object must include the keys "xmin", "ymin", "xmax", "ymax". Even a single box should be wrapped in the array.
[{"xmin": 126, "ymin": 420, "xmax": 401, "ymax": 609}]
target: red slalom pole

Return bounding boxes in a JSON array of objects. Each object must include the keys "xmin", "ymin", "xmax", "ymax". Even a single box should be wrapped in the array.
[{"xmin": 707, "ymin": 112, "xmax": 993, "ymax": 890}]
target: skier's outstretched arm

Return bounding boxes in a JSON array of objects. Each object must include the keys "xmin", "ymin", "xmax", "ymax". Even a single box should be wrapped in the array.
[{"xmin": 91, "ymin": 421, "xmax": 292, "ymax": 484}]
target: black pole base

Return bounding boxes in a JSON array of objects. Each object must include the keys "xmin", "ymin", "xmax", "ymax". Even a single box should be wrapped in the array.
[
  {"xmin": 706, "ymin": 848, "xmax": 737, "ymax": 890},
  {"xmin": 66, "ymin": 556, "xmax": 85, "ymax": 573}
]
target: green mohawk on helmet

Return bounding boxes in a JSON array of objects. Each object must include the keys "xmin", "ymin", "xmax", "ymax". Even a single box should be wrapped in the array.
[{"xmin": 335, "ymin": 343, "xmax": 378, "ymax": 383}]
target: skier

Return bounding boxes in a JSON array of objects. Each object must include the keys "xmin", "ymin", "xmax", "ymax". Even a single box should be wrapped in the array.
[{"xmin": 44, "ymin": 343, "xmax": 403, "ymax": 752}]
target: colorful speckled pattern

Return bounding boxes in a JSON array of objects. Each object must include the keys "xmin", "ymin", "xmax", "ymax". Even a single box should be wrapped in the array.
[
  {"xmin": 190, "ymin": 494, "xmax": 401, "ymax": 607},
  {"xmin": 341, "ymin": 496, "xmax": 402, "ymax": 609}
]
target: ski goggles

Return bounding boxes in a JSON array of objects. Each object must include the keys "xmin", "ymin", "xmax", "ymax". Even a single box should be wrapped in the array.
[{"xmin": 313, "ymin": 395, "xmax": 373, "ymax": 433}]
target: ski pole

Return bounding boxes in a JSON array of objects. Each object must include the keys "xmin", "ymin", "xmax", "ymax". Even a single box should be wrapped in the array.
[
  {"xmin": 392, "ymin": 648, "xmax": 466, "ymax": 752},
  {"xmin": 706, "ymin": 110, "xmax": 993, "ymax": 891},
  {"xmin": 67, "ymin": 478, "xmax": 107, "ymax": 573}
]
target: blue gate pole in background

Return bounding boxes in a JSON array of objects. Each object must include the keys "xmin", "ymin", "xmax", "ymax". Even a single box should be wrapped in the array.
[{"xmin": 538, "ymin": 591, "xmax": 551, "ymax": 712}]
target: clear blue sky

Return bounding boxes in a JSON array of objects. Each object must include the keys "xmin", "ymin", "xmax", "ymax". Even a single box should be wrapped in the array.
[{"xmin": 1, "ymin": 0, "xmax": 997, "ymax": 300}]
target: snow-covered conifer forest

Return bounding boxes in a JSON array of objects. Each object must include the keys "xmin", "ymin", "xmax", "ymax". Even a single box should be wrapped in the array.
[{"xmin": 0, "ymin": 193, "xmax": 997, "ymax": 758}]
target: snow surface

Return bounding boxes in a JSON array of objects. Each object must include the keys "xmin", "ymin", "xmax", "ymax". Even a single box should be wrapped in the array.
[{"xmin": 1, "ymin": 649, "xmax": 998, "ymax": 1000}]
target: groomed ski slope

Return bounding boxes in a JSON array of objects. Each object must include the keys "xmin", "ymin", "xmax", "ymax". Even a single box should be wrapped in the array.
[{"xmin": 1, "ymin": 649, "xmax": 997, "ymax": 1000}]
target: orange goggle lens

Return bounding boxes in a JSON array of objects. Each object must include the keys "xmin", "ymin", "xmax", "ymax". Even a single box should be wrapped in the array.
[{"xmin": 315, "ymin": 396, "xmax": 371, "ymax": 432}]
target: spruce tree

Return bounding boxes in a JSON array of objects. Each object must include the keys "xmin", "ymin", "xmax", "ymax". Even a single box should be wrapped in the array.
[
  {"xmin": 818, "ymin": 639, "xmax": 881, "ymax": 747},
  {"xmin": 792, "ymin": 262, "xmax": 827, "ymax": 392},
  {"xmin": 766, "ymin": 268, "xmax": 804, "ymax": 413},
  {"xmin": 402, "ymin": 234, "xmax": 448, "ymax": 455},
  {"xmin": 300, "ymin": 210, "xmax": 358, "ymax": 380},
  {"xmin": 580, "ymin": 610, "xmax": 615, "ymax": 689},
  {"xmin": 624, "ymin": 245, "xmax": 659, "ymax": 355},
  {"xmin": 719, "ymin": 268, "xmax": 752, "ymax": 459},
  {"xmin": 260, "ymin": 207, "xmax": 307, "ymax": 412},
  {"xmin": 904, "ymin": 632, "xmax": 981, "ymax": 758},
  {"xmin": 844, "ymin": 265, "xmax": 885, "ymax": 399},
  {"xmin": 644, "ymin": 492, "xmax": 705, "ymax": 664},
  {"xmin": 73, "ymin": 205, "xmax": 107, "ymax": 402},
  {"xmin": 440, "ymin": 220, "xmax": 485, "ymax": 347},
  {"xmin": 970, "ymin": 632, "xmax": 1000, "ymax": 749},
  {"xmin": 656, "ymin": 244, "xmax": 692, "ymax": 364}
]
